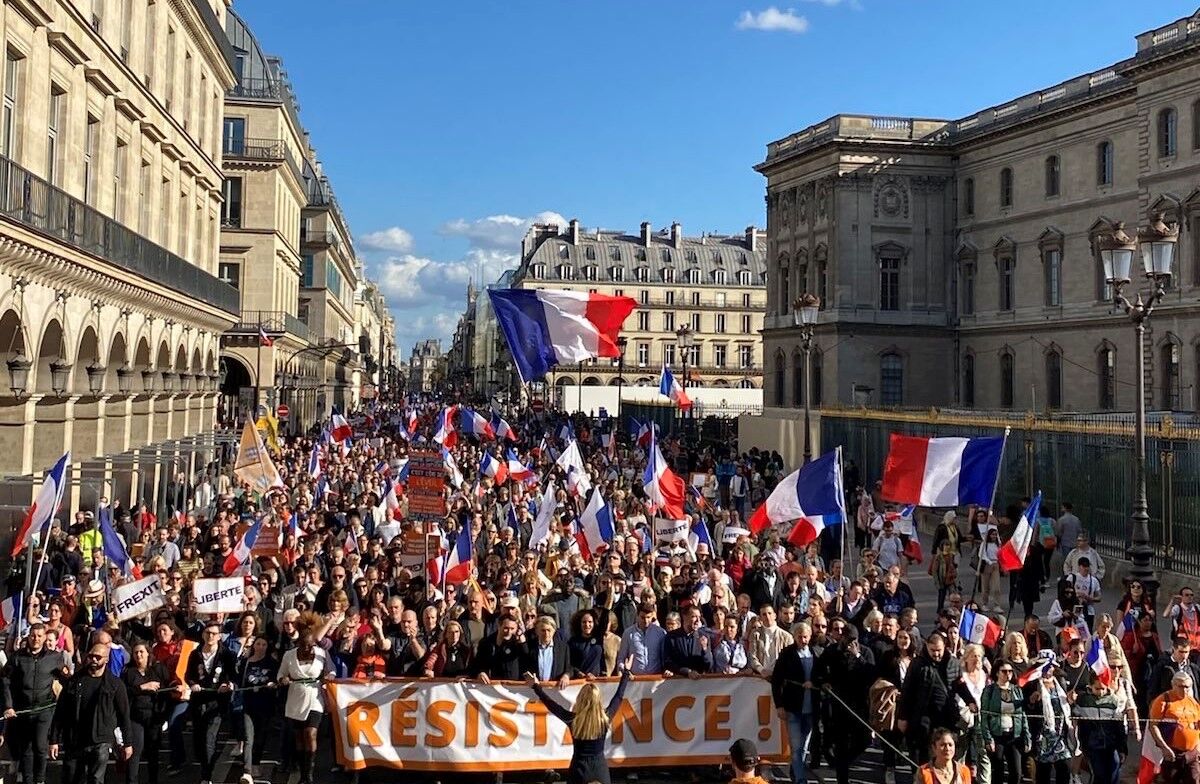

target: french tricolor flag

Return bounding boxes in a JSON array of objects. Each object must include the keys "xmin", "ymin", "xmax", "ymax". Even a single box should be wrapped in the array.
[
  {"xmin": 506, "ymin": 448, "xmax": 536, "ymax": 484},
  {"xmin": 687, "ymin": 518, "xmax": 716, "ymax": 556},
  {"xmin": 379, "ymin": 481, "xmax": 403, "ymax": 521},
  {"xmin": 747, "ymin": 449, "xmax": 845, "ymax": 548},
  {"xmin": 12, "ymin": 451, "xmax": 71, "ymax": 558},
  {"xmin": 642, "ymin": 427, "xmax": 685, "ymax": 520},
  {"xmin": 1087, "ymin": 636, "xmax": 1112, "ymax": 685},
  {"xmin": 881, "ymin": 433, "xmax": 1005, "ymax": 508},
  {"xmin": 634, "ymin": 419, "xmax": 654, "ymax": 448},
  {"xmin": 479, "ymin": 451, "xmax": 508, "ymax": 485},
  {"xmin": 997, "ymin": 491, "xmax": 1042, "ymax": 571},
  {"xmin": 491, "ymin": 412, "xmax": 518, "ymax": 442},
  {"xmin": 330, "ymin": 410, "xmax": 353, "ymax": 443},
  {"xmin": 460, "ymin": 408, "xmax": 495, "ymax": 440},
  {"xmin": 307, "ymin": 444, "xmax": 322, "ymax": 480},
  {"xmin": 659, "ymin": 365, "xmax": 692, "ymax": 410},
  {"xmin": 0, "ymin": 592, "xmax": 20, "ymax": 632},
  {"xmin": 1018, "ymin": 649, "xmax": 1056, "ymax": 687},
  {"xmin": 433, "ymin": 406, "xmax": 458, "ymax": 449},
  {"xmin": 440, "ymin": 524, "xmax": 473, "ymax": 586},
  {"xmin": 576, "ymin": 488, "xmax": 615, "ymax": 560},
  {"xmin": 406, "ymin": 408, "xmax": 419, "ymax": 436},
  {"xmin": 959, "ymin": 608, "xmax": 1002, "ymax": 648},
  {"xmin": 224, "ymin": 515, "xmax": 264, "ymax": 576},
  {"xmin": 1137, "ymin": 730, "xmax": 1164, "ymax": 784},
  {"xmin": 443, "ymin": 448, "xmax": 464, "ymax": 489},
  {"xmin": 488, "ymin": 288, "xmax": 637, "ymax": 381}
]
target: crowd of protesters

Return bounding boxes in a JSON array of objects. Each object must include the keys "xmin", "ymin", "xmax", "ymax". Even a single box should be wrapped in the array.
[{"xmin": 0, "ymin": 395, "xmax": 1198, "ymax": 784}]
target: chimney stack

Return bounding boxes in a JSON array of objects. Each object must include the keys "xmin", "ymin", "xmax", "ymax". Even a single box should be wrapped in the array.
[
  {"xmin": 569, "ymin": 218, "xmax": 580, "ymax": 245},
  {"xmin": 745, "ymin": 226, "xmax": 757, "ymax": 253},
  {"xmin": 641, "ymin": 221, "xmax": 652, "ymax": 247},
  {"xmin": 671, "ymin": 221, "xmax": 682, "ymax": 249}
]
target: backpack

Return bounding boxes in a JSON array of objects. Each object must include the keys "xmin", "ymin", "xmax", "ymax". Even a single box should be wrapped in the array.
[
  {"xmin": 1038, "ymin": 518, "xmax": 1057, "ymax": 549},
  {"xmin": 868, "ymin": 678, "xmax": 899, "ymax": 732}
]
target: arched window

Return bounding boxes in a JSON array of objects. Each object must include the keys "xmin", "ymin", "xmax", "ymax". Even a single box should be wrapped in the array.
[
  {"xmin": 1000, "ymin": 351, "xmax": 1015, "ymax": 408},
  {"xmin": 773, "ymin": 352, "xmax": 786, "ymax": 406},
  {"xmin": 1045, "ymin": 155, "xmax": 1061, "ymax": 197},
  {"xmin": 792, "ymin": 351, "xmax": 804, "ymax": 406},
  {"xmin": 1097, "ymin": 141, "xmax": 1113, "ymax": 185},
  {"xmin": 1158, "ymin": 107, "xmax": 1178, "ymax": 158},
  {"xmin": 1098, "ymin": 343, "xmax": 1115, "ymax": 409},
  {"xmin": 1163, "ymin": 340, "xmax": 1182, "ymax": 410},
  {"xmin": 1000, "ymin": 167, "xmax": 1013, "ymax": 207},
  {"xmin": 962, "ymin": 353, "xmax": 975, "ymax": 407},
  {"xmin": 778, "ymin": 265, "xmax": 791, "ymax": 317},
  {"xmin": 1045, "ymin": 350, "xmax": 1063, "ymax": 409},
  {"xmin": 880, "ymin": 353, "xmax": 903, "ymax": 406}
]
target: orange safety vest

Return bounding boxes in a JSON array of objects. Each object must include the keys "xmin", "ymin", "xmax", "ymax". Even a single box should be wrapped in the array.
[
  {"xmin": 1179, "ymin": 606, "xmax": 1200, "ymax": 650},
  {"xmin": 917, "ymin": 763, "xmax": 972, "ymax": 784}
]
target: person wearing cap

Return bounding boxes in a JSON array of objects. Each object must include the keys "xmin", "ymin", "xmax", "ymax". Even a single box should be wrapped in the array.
[
  {"xmin": 728, "ymin": 738, "xmax": 770, "ymax": 784},
  {"xmin": 523, "ymin": 615, "xmax": 570, "ymax": 688}
]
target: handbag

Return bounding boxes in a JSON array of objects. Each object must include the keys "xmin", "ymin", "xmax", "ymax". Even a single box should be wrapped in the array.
[{"xmin": 954, "ymin": 694, "xmax": 976, "ymax": 730}]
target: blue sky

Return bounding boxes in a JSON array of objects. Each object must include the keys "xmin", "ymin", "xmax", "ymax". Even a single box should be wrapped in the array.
[{"xmin": 235, "ymin": 0, "xmax": 1198, "ymax": 355}]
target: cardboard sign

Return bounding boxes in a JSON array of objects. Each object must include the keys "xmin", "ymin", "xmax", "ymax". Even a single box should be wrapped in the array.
[
  {"xmin": 407, "ymin": 449, "xmax": 448, "ymax": 524},
  {"xmin": 654, "ymin": 518, "xmax": 688, "ymax": 544},
  {"xmin": 722, "ymin": 526, "xmax": 750, "ymax": 544},
  {"xmin": 112, "ymin": 574, "xmax": 166, "ymax": 622},
  {"xmin": 193, "ymin": 577, "xmax": 245, "ymax": 614},
  {"xmin": 327, "ymin": 675, "xmax": 785, "ymax": 772}
]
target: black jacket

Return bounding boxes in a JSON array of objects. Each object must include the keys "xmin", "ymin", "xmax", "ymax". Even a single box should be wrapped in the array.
[
  {"xmin": 49, "ymin": 670, "xmax": 132, "ymax": 749},
  {"xmin": 183, "ymin": 645, "xmax": 237, "ymax": 705},
  {"xmin": 122, "ymin": 661, "xmax": 172, "ymax": 724},
  {"xmin": 523, "ymin": 637, "xmax": 571, "ymax": 680},
  {"xmin": 2, "ymin": 647, "xmax": 64, "ymax": 712},
  {"xmin": 663, "ymin": 629, "xmax": 714, "ymax": 676},
  {"xmin": 474, "ymin": 634, "xmax": 524, "ymax": 681},
  {"xmin": 899, "ymin": 655, "xmax": 963, "ymax": 734},
  {"xmin": 740, "ymin": 569, "xmax": 779, "ymax": 612},
  {"xmin": 771, "ymin": 645, "xmax": 817, "ymax": 714}
]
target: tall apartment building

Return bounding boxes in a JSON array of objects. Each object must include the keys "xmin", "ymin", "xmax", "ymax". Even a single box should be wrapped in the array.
[
  {"xmin": 0, "ymin": 0, "xmax": 238, "ymax": 508},
  {"xmin": 409, "ymin": 338, "xmax": 442, "ymax": 392},
  {"xmin": 758, "ymin": 8, "xmax": 1200, "ymax": 415},
  {"xmin": 507, "ymin": 220, "xmax": 766, "ymax": 394}
]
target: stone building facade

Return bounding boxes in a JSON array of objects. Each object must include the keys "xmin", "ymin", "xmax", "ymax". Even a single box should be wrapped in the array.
[{"xmin": 758, "ymin": 9, "xmax": 1200, "ymax": 414}]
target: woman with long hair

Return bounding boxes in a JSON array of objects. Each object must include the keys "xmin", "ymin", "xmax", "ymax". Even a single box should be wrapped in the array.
[
  {"xmin": 523, "ymin": 655, "xmax": 633, "ymax": 784},
  {"xmin": 568, "ymin": 609, "xmax": 606, "ymax": 677},
  {"xmin": 1115, "ymin": 579, "xmax": 1154, "ymax": 618},
  {"xmin": 236, "ymin": 636, "xmax": 279, "ymax": 784},
  {"xmin": 980, "ymin": 659, "xmax": 1029, "ymax": 784},
  {"xmin": 45, "ymin": 599, "xmax": 74, "ymax": 656},
  {"xmin": 424, "ymin": 620, "xmax": 473, "ymax": 678},
  {"xmin": 122, "ymin": 641, "xmax": 171, "ymax": 784},
  {"xmin": 278, "ymin": 614, "xmax": 333, "ymax": 784},
  {"xmin": 957, "ymin": 643, "xmax": 991, "ymax": 784},
  {"xmin": 224, "ymin": 611, "xmax": 259, "ymax": 760}
]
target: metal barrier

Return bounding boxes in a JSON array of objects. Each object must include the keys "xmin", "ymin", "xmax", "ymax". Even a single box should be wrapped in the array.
[{"xmin": 820, "ymin": 407, "xmax": 1200, "ymax": 577}]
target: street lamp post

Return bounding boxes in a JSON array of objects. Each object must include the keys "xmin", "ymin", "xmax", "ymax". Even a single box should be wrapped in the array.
[
  {"xmin": 1098, "ymin": 214, "xmax": 1178, "ymax": 601},
  {"xmin": 616, "ymin": 337, "xmax": 628, "ymax": 424},
  {"xmin": 792, "ymin": 293, "xmax": 821, "ymax": 464},
  {"xmin": 675, "ymin": 325, "xmax": 695, "ymax": 436}
]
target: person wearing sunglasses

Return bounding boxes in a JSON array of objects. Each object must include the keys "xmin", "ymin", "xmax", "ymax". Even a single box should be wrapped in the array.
[
  {"xmin": 980, "ymin": 660, "xmax": 1030, "ymax": 784},
  {"xmin": 49, "ymin": 643, "xmax": 134, "ymax": 784}
]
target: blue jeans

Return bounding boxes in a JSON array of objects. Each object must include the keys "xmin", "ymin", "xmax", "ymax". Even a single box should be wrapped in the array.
[{"xmin": 786, "ymin": 711, "xmax": 814, "ymax": 783}]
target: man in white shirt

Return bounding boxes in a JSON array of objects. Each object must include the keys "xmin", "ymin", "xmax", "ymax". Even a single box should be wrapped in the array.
[
  {"xmin": 1068, "ymin": 558, "xmax": 1102, "ymax": 631},
  {"xmin": 1063, "ymin": 534, "xmax": 1106, "ymax": 580},
  {"xmin": 750, "ymin": 604, "xmax": 794, "ymax": 676}
]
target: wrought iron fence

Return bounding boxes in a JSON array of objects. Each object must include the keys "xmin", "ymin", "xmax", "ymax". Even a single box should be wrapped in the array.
[{"xmin": 820, "ymin": 407, "xmax": 1200, "ymax": 577}]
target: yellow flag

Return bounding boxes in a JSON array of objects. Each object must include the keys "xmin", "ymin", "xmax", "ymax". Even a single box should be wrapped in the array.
[
  {"xmin": 255, "ymin": 414, "xmax": 280, "ymax": 455},
  {"xmin": 234, "ymin": 421, "xmax": 284, "ymax": 494}
]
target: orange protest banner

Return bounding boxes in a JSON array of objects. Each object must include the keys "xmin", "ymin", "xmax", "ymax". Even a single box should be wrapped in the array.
[
  {"xmin": 175, "ymin": 639, "xmax": 197, "ymax": 684},
  {"xmin": 326, "ymin": 674, "xmax": 786, "ymax": 773}
]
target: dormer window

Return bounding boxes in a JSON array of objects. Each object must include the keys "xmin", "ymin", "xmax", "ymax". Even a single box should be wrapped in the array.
[
  {"xmin": 686, "ymin": 250, "xmax": 697, "ymax": 263},
  {"xmin": 686, "ymin": 268, "xmax": 701, "ymax": 284},
  {"xmin": 738, "ymin": 270, "xmax": 751, "ymax": 286},
  {"xmin": 713, "ymin": 270, "xmax": 727, "ymax": 285},
  {"xmin": 662, "ymin": 267, "xmax": 675, "ymax": 283},
  {"xmin": 609, "ymin": 266, "xmax": 624, "ymax": 282},
  {"xmin": 610, "ymin": 245, "xmax": 621, "ymax": 261},
  {"xmin": 635, "ymin": 266, "xmax": 648, "ymax": 282},
  {"xmin": 558, "ymin": 244, "xmax": 569, "ymax": 260},
  {"xmin": 583, "ymin": 265, "xmax": 598, "ymax": 281},
  {"xmin": 585, "ymin": 246, "xmax": 596, "ymax": 261},
  {"xmin": 531, "ymin": 263, "xmax": 545, "ymax": 279},
  {"xmin": 661, "ymin": 248, "xmax": 672, "ymax": 263},
  {"xmin": 555, "ymin": 264, "xmax": 572, "ymax": 280}
]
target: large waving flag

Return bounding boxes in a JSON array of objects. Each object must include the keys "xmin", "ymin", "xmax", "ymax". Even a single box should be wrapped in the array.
[
  {"xmin": 576, "ymin": 489, "xmax": 615, "ymax": 559},
  {"xmin": 659, "ymin": 365, "xmax": 692, "ymax": 410},
  {"xmin": 224, "ymin": 515, "xmax": 265, "ymax": 576},
  {"xmin": 12, "ymin": 451, "xmax": 71, "ymax": 558},
  {"xmin": 959, "ymin": 608, "xmax": 1002, "ymax": 648},
  {"xmin": 443, "ymin": 448, "xmax": 464, "ymax": 489},
  {"xmin": 307, "ymin": 444, "xmax": 322, "ymax": 480},
  {"xmin": 506, "ymin": 448, "xmax": 537, "ymax": 485},
  {"xmin": 488, "ymin": 288, "xmax": 637, "ymax": 382},
  {"xmin": 1018, "ymin": 649, "xmax": 1057, "ymax": 687},
  {"xmin": 530, "ymin": 480, "xmax": 558, "ymax": 549},
  {"xmin": 479, "ymin": 451, "xmax": 508, "ymax": 486},
  {"xmin": 330, "ymin": 410, "xmax": 353, "ymax": 443},
  {"xmin": 406, "ymin": 408, "xmax": 419, "ymax": 436},
  {"xmin": 100, "ymin": 504, "xmax": 141, "ymax": 578},
  {"xmin": 440, "ymin": 524, "xmax": 473, "ymax": 586},
  {"xmin": 881, "ymin": 433, "xmax": 1005, "ymax": 508},
  {"xmin": 687, "ymin": 518, "xmax": 716, "ymax": 556},
  {"xmin": 748, "ymin": 449, "xmax": 845, "ymax": 548},
  {"xmin": 642, "ymin": 427, "xmax": 685, "ymax": 519},
  {"xmin": 491, "ymin": 412, "xmax": 518, "ymax": 442},
  {"xmin": 433, "ymin": 406, "xmax": 458, "ymax": 449},
  {"xmin": 460, "ymin": 408, "xmax": 495, "ymax": 441},
  {"xmin": 1087, "ymin": 636, "xmax": 1113, "ymax": 685},
  {"xmin": 997, "ymin": 491, "xmax": 1042, "ymax": 571},
  {"xmin": 556, "ymin": 440, "xmax": 592, "ymax": 497},
  {"xmin": 1137, "ymin": 730, "xmax": 1165, "ymax": 784},
  {"xmin": 378, "ymin": 480, "xmax": 403, "ymax": 521}
]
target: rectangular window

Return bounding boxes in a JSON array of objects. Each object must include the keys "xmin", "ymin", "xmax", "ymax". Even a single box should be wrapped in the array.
[
  {"xmin": 113, "ymin": 138, "xmax": 126, "ymax": 222},
  {"xmin": 46, "ymin": 86, "xmax": 63, "ymax": 185},
  {"xmin": 663, "ymin": 344, "xmax": 676, "ymax": 367},
  {"xmin": 639, "ymin": 289, "xmax": 649, "ymax": 304},
  {"xmin": 1098, "ymin": 141, "xmax": 1113, "ymax": 186},
  {"xmin": 165, "ymin": 27, "xmax": 176, "ymax": 109},
  {"xmin": 223, "ymin": 117, "xmax": 245, "ymax": 155},
  {"xmin": 714, "ymin": 345, "xmax": 727, "ymax": 368},
  {"xmin": 139, "ymin": 158, "xmax": 151, "ymax": 235},
  {"xmin": 301, "ymin": 254, "xmax": 314, "ymax": 287},
  {"xmin": 177, "ymin": 188, "xmax": 188, "ymax": 257},
  {"xmin": 1045, "ymin": 156, "xmax": 1060, "ymax": 197},
  {"xmin": 961, "ymin": 264, "xmax": 975, "ymax": 315},
  {"xmin": 218, "ymin": 261, "xmax": 240, "ymax": 289},
  {"xmin": 690, "ymin": 291, "xmax": 700, "ymax": 306},
  {"xmin": 144, "ymin": 1, "xmax": 156, "ymax": 88},
  {"xmin": 999, "ymin": 258, "xmax": 1015, "ymax": 311},
  {"xmin": 221, "ymin": 176, "xmax": 242, "ymax": 228},
  {"xmin": 1044, "ymin": 248, "xmax": 1062, "ymax": 306},
  {"xmin": 739, "ymin": 345, "xmax": 752, "ymax": 368},
  {"xmin": 83, "ymin": 115, "xmax": 99, "ymax": 205},
  {"xmin": 880, "ymin": 257, "xmax": 900, "ymax": 311},
  {"xmin": 636, "ymin": 343, "xmax": 648, "ymax": 367},
  {"xmin": 636, "ymin": 311, "xmax": 649, "ymax": 331},
  {"xmin": 182, "ymin": 51, "xmax": 192, "ymax": 130},
  {"xmin": 119, "ymin": 0, "xmax": 132, "ymax": 61},
  {"xmin": 2, "ymin": 50, "xmax": 22, "ymax": 159},
  {"xmin": 742, "ymin": 293, "xmax": 751, "ymax": 308},
  {"xmin": 664, "ymin": 290, "xmax": 674, "ymax": 306},
  {"xmin": 741, "ymin": 314, "xmax": 751, "ymax": 333},
  {"xmin": 962, "ymin": 177, "xmax": 975, "ymax": 217},
  {"xmin": 663, "ymin": 311, "xmax": 675, "ymax": 332},
  {"xmin": 715, "ymin": 313, "xmax": 726, "ymax": 333},
  {"xmin": 198, "ymin": 74, "xmax": 207, "ymax": 152},
  {"xmin": 880, "ymin": 355, "xmax": 903, "ymax": 406},
  {"xmin": 715, "ymin": 292, "xmax": 726, "ymax": 307},
  {"xmin": 92, "ymin": 0, "xmax": 104, "ymax": 32},
  {"xmin": 690, "ymin": 313, "xmax": 700, "ymax": 331}
]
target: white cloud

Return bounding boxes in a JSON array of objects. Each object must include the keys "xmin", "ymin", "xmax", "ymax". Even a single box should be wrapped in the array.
[
  {"xmin": 440, "ymin": 211, "xmax": 567, "ymax": 251},
  {"xmin": 359, "ymin": 226, "xmax": 415, "ymax": 253},
  {"xmin": 735, "ymin": 7, "xmax": 810, "ymax": 33}
]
